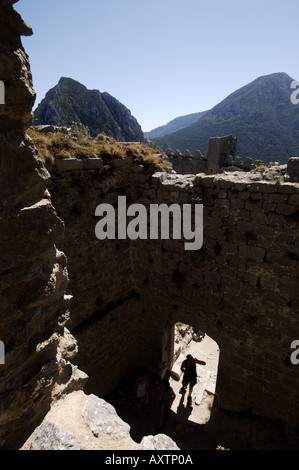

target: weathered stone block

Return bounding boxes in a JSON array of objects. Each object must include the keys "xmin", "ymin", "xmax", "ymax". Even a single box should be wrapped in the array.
[
  {"xmin": 266, "ymin": 251, "xmax": 297, "ymax": 267},
  {"xmin": 230, "ymin": 197, "xmax": 245, "ymax": 210},
  {"xmin": 250, "ymin": 192, "xmax": 263, "ymax": 200},
  {"xmin": 193, "ymin": 149, "xmax": 203, "ymax": 159},
  {"xmin": 131, "ymin": 173, "xmax": 147, "ymax": 184},
  {"xmin": 238, "ymin": 244, "xmax": 266, "ymax": 261},
  {"xmin": 138, "ymin": 434, "xmax": 180, "ymax": 450},
  {"xmin": 215, "ymin": 190, "xmax": 227, "ymax": 199},
  {"xmin": 276, "ymin": 203, "xmax": 297, "ymax": 216},
  {"xmin": 206, "ymin": 135, "xmax": 237, "ymax": 174},
  {"xmin": 288, "ymin": 194, "xmax": 299, "ymax": 206},
  {"xmin": 30, "ymin": 422, "xmax": 82, "ymax": 450},
  {"xmin": 83, "ymin": 158, "xmax": 103, "ymax": 170},
  {"xmin": 249, "ymin": 181, "xmax": 278, "ymax": 193},
  {"xmin": 245, "ymin": 200, "xmax": 262, "ymax": 211},
  {"xmin": 213, "ymin": 176, "xmax": 233, "ymax": 190},
  {"xmin": 243, "ymin": 157, "xmax": 253, "ymax": 170},
  {"xmin": 232, "ymin": 181, "xmax": 249, "ymax": 191},
  {"xmin": 263, "ymin": 193, "xmax": 288, "ymax": 203},
  {"xmin": 84, "ymin": 394, "xmax": 130, "ymax": 441},
  {"xmin": 111, "ymin": 158, "xmax": 126, "ymax": 169},
  {"xmin": 194, "ymin": 174, "xmax": 215, "ymax": 188},
  {"xmin": 238, "ymin": 191, "xmax": 250, "ymax": 200},
  {"xmin": 265, "ymin": 212, "xmax": 285, "ymax": 225},
  {"xmin": 287, "ymin": 157, "xmax": 299, "ymax": 181},
  {"xmin": 277, "ymin": 183, "xmax": 296, "ymax": 194},
  {"xmin": 262, "ymin": 201, "xmax": 275, "ymax": 213},
  {"xmin": 56, "ymin": 158, "xmax": 84, "ymax": 171},
  {"xmin": 214, "ymin": 199, "xmax": 230, "ymax": 209}
]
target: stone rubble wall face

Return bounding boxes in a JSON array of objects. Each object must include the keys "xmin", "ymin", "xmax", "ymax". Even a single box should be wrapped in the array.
[
  {"xmin": 0, "ymin": 1, "xmax": 84, "ymax": 450},
  {"xmin": 48, "ymin": 157, "xmax": 299, "ymax": 426}
]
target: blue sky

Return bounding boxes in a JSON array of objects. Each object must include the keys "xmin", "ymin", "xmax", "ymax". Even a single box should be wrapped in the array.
[{"xmin": 17, "ymin": 0, "xmax": 299, "ymax": 132}]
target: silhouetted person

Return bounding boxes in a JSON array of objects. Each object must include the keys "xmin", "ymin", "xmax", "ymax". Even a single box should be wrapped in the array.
[{"xmin": 180, "ymin": 354, "xmax": 206, "ymax": 405}]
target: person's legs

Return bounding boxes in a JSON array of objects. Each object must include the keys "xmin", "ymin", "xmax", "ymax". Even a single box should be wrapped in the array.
[
  {"xmin": 187, "ymin": 380, "xmax": 196, "ymax": 404},
  {"xmin": 180, "ymin": 376, "xmax": 188, "ymax": 393}
]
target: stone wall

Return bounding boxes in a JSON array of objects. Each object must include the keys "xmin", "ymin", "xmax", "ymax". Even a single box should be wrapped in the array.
[
  {"xmin": 167, "ymin": 135, "xmax": 267, "ymax": 175},
  {"xmin": 288, "ymin": 157, "xmax": 299, "ymax": 182},
  {"xmin": 168, "ymin": 155, "xmax": 207, "ymax": 175},
  {"xmin": 1, "ymin": 1, "xmax": 299, "ymax": 449},
  {"xmin": 46, "ymin": 156, "xmax": 157, "ymax": 395},
  {"xmin": 0, "ymin": 1, "xmax": 86, "ymax": 450},
  {"xmin": 132, "ymin": 171, "xmax": 299, "ymax": 426},
  {"xmin": 46, "ymin": 152, "xmax": 299, "ymax": 429}
]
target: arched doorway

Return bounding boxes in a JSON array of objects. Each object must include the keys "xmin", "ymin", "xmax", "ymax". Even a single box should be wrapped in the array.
[{"xmin": 167, "ymin": 322, "xmax": 220, "ymax": 425}]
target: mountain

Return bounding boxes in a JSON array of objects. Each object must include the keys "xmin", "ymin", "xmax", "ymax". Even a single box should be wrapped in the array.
[
  {"xmin": 33, "ymin": 77, "xmax": 144, "ymax": 142},
  {"xmin": 144, "ymin": 111, "xmax": 208, "ymax": 139},
  {"xmin": 154, "ymin": 73, "xmax": 299, "ymax": 164}
]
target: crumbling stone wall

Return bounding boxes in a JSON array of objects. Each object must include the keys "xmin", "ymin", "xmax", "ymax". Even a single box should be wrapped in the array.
[
  {"xmin": 205, "ymin": 135, "xmax": 237, "ymax": 174},
  {"xmin": 0, "ymin": 1, "xmax": 86, "ymax": 450},
  {"xmin": 132, "ymin": 171, "xmax": 299, "ymax": 426},
  {"xmin": 46, "ymin": 156, "xmax": 156, "ymax": 395},
  {"xmin": 47, "ymin": 153, "xmax": 299, "ymax": 429},
  {"xmin": 167, "ymin": 135, "xmax": 267, "ymax": 175},
  {"xmin": 288, "ymin": 157, "xmax": 299, "ymax": 182},
  {"xmin": 168, "ymin": 154, "xmax": 207, "ymax": 175}
]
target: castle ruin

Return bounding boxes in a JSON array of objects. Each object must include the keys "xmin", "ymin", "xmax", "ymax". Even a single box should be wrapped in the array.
[{"xmin": 0, "ymin": 0, "xmax": 299, "ymax": 450}]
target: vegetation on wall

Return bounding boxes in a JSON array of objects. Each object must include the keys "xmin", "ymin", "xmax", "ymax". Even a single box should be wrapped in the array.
[{"xmin": 27, "ymin": 128, "xmax": 167, "ymax": 169}]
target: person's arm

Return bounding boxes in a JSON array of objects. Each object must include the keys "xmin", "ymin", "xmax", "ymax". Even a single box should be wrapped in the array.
[
  {"xmin": 195, "ymin": 358, "xmax": 206, "ymax": 366},
  {"xmin": 181, "ymin": 360, "xmax": 186, "ymax": 372}
]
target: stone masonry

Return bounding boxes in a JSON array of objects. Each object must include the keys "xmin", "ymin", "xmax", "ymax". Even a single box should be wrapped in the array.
[
  {"xmin": 45, "ymin": 151, "xmax": 299, "ymax": 431},
  {"xmin": 166, "ymin": 135, "xmax": 254, "ymax": 175},
  {"xmin": 1, "ymin": 0, "xmax": 299, "ymax": 450}
]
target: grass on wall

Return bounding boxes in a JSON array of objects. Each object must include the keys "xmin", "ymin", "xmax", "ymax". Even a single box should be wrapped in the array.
[{"xmin": 27, "ymin": 128, "xmax": 167, "ymax": 169}]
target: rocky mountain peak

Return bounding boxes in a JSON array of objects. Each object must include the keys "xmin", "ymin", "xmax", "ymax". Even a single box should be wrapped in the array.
[{"xmin": 34, "ymin": 77, "xmax": 145, "ymax": 142}]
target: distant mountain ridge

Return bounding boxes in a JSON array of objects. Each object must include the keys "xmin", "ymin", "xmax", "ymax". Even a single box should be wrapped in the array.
[
  {"xmin": 34, "ymin": 77, "xmax": 144, "ymax": 142},
  {"xmin": 144, "ymin": 111, "xmax": 208, "ymax": 139},
  {"xmin": 154, "ymin": 73, "xmax": 299, "ymax": 164}
]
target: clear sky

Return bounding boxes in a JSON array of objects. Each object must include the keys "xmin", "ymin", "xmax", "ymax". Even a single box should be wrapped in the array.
[{"xmin": 17, "ymin": 0, "xmax": 299, "ymax": 132}]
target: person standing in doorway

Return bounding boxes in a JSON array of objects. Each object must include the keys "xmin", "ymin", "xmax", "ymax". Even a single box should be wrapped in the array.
[{"xmin": 180, "ymin": 354, "xmax": 206, "ymax": 405}]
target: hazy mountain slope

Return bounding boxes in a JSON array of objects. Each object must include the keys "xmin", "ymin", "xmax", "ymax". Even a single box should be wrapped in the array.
[
  {"xmin": 34, "ymin": 77, "xmax": 144, "ymax": 142},
  {"xmin": 144, "ymin": 111, "xmax": 208, "ymax": 139},
  {"xmin": 155, "ymin": 73, "xmax": 299, "ymax": 164}
]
